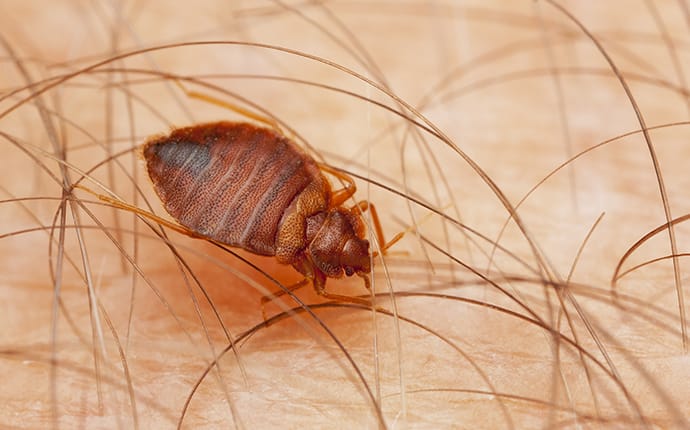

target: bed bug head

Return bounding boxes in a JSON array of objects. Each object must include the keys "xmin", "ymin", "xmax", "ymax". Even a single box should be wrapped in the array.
[
  {"xmin": 306, "ymin": 208, "xmax": 371, "ymax": 279},
  {"xmin": 340, "ymin": 236, "xmax": 371, "ymax": 276}
]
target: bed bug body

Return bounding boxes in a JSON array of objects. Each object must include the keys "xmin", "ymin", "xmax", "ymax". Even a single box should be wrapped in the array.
[{"xmin": 143, "ymin": 121, "xmax": 372, "ymax": 293}]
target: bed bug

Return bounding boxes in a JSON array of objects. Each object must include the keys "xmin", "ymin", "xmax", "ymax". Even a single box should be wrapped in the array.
[{"xmin": 142, "ymin": 121, "xmax": 395, "ymax": 309}]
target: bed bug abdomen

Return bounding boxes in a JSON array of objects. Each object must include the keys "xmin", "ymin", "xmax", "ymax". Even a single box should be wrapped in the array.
[{"xmin": 143, "ymin": 121, "xmax": 329, "ymax": 256}]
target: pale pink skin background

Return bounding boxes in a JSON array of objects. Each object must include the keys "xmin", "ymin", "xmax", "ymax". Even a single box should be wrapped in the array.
[{"xmin": 2, "ymin": 1, "xmax": 690, "ymax": 428}]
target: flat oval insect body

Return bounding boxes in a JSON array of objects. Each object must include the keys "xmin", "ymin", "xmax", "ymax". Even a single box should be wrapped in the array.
[{"xmin": 143, "ymin": 121, "xmax": 371, "ymax": 293}]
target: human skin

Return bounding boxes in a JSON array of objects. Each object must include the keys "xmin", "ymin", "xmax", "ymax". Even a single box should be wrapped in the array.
[{"xmin": 2, "ymin": 1, "xmax": 690, "ymax": 428}]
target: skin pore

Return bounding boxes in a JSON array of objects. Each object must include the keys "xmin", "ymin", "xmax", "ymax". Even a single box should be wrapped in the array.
[{"xmin": 2, "ymin": 1, "xmax": 690, "ymax": 428}]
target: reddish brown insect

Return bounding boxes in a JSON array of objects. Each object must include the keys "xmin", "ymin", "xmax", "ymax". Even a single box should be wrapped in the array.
[{"xmin": 143, "ymin": 121, "xmax": 391, "ymax": 305}]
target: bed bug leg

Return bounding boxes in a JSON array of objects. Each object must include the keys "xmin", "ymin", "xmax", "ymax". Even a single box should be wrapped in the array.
[
  {"xmin": 313, "ymin": 272, "xmax": 373, "ymax": 309},
  {"xmin": 317, "ymin": 163, "xmax": 357, "ymax": 207},
  {"xmin": 172, "ymin": 79, "xmax": 282, "ymax": 132},
  {"xmin": 315, "ymin": 164, "xmax": 403, "ymax": 254},
  {"xmin": 317, "ymin": 291, "xmax": 372, "ymax": 309},
  {"xmin": 358, "ymin": 272, "xmax": 371, "ymax": 290},
  {"xmin": 75, "ymin": 185, "xmax": 204, "ymax": 239},
  {"xmin": 261, "ymin": 277, "xmax": 311, "ymax": 321},
  {"xmin": 352, "ymin": 200, "xmax": 404, "ymax": 257}
]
